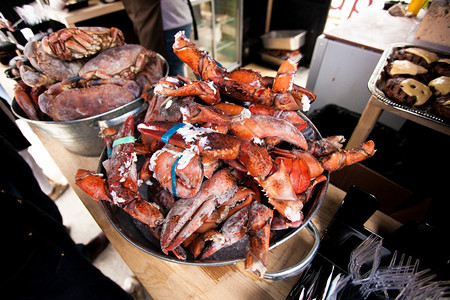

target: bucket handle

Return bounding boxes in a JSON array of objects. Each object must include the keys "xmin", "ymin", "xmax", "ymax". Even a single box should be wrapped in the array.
[
  {"xmin": 91, "ymin": 103, "xmax": 148, "ymax": 129},
  {"xmin": 262, "ymin": 221, "xmax": 320, "ymax": 281}
]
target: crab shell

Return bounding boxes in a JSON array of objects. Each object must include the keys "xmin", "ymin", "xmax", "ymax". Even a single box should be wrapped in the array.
[
  {"xmin": 41, "ymin": 26, "xmax": 125, "ymax": 61},
  {"xmin": 78, "ymin": 44, "xmax": 158, "ymax": 81}
]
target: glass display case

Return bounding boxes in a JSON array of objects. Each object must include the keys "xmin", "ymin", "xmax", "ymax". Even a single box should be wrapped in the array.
[{"xmin": 190, "ymin": 0, "xmax": 242, "ymax": 71}]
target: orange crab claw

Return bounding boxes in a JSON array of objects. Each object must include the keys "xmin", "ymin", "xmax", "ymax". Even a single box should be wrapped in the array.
[
  {"xmin": 137, "ymin": 121, "xmax": 274, "ymax": 179},
  {"xmin": 155, "ymin": 76, "xmax": 221, "ymax": 105},
  {"xmin": 151, "ymin": 144, "xmax": 204, "ymax": 199}
]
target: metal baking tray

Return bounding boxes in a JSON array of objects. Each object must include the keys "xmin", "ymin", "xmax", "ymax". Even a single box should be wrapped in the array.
[
  {"xmin": 260, "ymin": 52, "xmax": 303, "ymax": 66},
  {"xmin": 368, "ymin": 43, "xmax": 449, "ymax": 126},
  {"xmin": 261, "ymin": 30, "xmax": 307, "ymax": 50}
]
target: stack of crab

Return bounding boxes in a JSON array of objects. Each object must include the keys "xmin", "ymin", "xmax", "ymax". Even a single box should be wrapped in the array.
[
  {"xmin": 13, "ymin": 26, "xmax": 166, "ymax": 122},
  {"xmin": 75, "ymin": 31, "xmax": 376, "ymax": 278}
]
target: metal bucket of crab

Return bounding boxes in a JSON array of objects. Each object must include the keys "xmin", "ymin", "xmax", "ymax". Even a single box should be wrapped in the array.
[
  {"xmin": 75, "ymin": 32, "xmax": 376, "ymax": 280},
  {"xmin": 10, "ymin": 26, "xmax": 168, "ymax": 157}
]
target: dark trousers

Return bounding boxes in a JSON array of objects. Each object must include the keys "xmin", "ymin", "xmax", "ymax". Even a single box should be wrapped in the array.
[
  {"xmin": 164, "ymin": 24, "xmax": 191, "ymax": 76},
  {"xmin": 0, "ymin": 136, "xmax": 132, "ymax": 300}
]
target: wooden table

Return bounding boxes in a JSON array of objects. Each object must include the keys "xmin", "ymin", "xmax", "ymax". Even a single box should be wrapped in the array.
[
  {"xmin": 323, "ymin": 6, "xmax": 419, "ymax": 53},
  {"xmin": 346, "ymin": 94, "xmax": 450, "ymax": 149},
  {"xmin": 33, "ymin": 130, "xmax": 403, "ymax": 299},
  {"xmin": 0, "ymin": 67, "xmax": 402, "ymax": 299},
  {"xmin": 46, "ymin": 0, "xmax": 125, "ymax": 28}
]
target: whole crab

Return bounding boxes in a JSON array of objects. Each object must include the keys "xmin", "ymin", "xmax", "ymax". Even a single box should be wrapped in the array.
[
  {"xmin": 78, "ymin": 44, "xmax": 165, "ymax": 88},
  {"xmin": 36, "ymin": 44, "xmax": 166, "ymax": 121},
  {"xmin": 38, "ymin": 77, "xmax": 141, "ymax": 121},
  {"xmin": 41, "ymin": 26, "xmax": 125, "ymax": 61},
  {"xmin": 19, "ymin": 40, "xmax": 85, "ymax": 87}
]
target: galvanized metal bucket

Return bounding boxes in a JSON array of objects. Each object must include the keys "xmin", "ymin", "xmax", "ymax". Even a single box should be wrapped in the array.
[
  {"xmin": 11, "ymin": 53, "xmax": 168, "ymax": 157},
  {"xmin": 12, "ymin": 97, "xmax": 148, "ymax": 156}
]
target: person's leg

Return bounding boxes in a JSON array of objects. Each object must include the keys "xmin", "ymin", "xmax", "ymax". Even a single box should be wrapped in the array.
[
  {"xmin": 18, "ymin": 148, "xmax": 54, "ymax": 195},
  {"xmin": 1, "ymin": 137, "xmax": 129, "ymax": 300},
  {"xmin": 121, "ymin": 0, "xmax": 166, "ymax": 56},
  {"xmin": 164, "ymin": 24, "xmax": 192, "ymax": 76}
]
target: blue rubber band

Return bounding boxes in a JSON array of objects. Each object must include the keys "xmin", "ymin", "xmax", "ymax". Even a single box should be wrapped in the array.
[
  {"xmin": 171, "ymin": 155, "xmax": 182, "ymax": 198},
  {"xmin": 112, "ymin": 136, "xmax": 136, "ymax": 148},
  {"xmin": 107, "ymin": 147, "xmax": 112, "ymax": 157},
  {"xmin": 161, "ymin": 123, "xmax": 186, "ymax": 144}
]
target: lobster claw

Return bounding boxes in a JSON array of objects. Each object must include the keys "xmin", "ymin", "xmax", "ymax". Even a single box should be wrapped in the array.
[
  {"xmin": 137, "ymin": 121, "xmax": 274, "ymax": 179},
  {"xmin": 75, "ymin": 169, "xmax": 111, "ymax": 202},
  {"xmin": 151, "ymin": 144, "xmax": 204, "ymax": 199},
  {"xmin": 229, "ymin": 114, "xmax": 309, "ymax": 150},
  {"xmin": 137, "ymin": 121, "xmax": 192, "ymax": 148},
  {"xmin": 76, "ymin": 116, "xmax": 165, "ymax": 228},
  {"xmin": 245, "ymin": 201, "xmax": 273, "ymax": 278},
  {"xmin": 320, "ymin": 140, "xmax": 376, "ymax": 172},
  {"xmin": 199, "ymin": 204, "xmax": 250, "ymax": 259},
  {"xmin": 155, "ymin": 75, "xmax": 221, "ymax": 105},
  {"xmin": 160, "ymin": 168, "xmax": 238, "ymax": 253}
]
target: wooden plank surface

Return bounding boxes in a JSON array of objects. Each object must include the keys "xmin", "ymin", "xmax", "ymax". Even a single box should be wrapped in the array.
[
  {"xmin": 46, "ymin": 0, "xmax": 125, "ymax": 27},
  {"xmin": 32, "ymin": 128, "xmax": 402, "ymax": 299},
  {"xmin": 32, "ymin": 127, "xmax": 342, "ymax": 299}
]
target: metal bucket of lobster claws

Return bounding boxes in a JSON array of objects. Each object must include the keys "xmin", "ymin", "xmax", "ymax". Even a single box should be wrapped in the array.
[{"xmin": 97, "ymin": 115, "xmax": 329, "ymax": 281}]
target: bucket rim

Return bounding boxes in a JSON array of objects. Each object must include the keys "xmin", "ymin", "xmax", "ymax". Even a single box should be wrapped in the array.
[{"xmin": 12, "ymin": 97, "xmax": 145, "ymax": 125}]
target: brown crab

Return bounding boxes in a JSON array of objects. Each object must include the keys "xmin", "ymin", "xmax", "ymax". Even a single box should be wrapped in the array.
[
  {"xmin": 36, "ymin": 44, "xmax": 166, "ymax": 121},
  {"xmin": 19, "ymin": 40, "xmax": 85, "ymax": 87},
  {"xmin": 37, "ymin": 77, "xmax": 141, "ymax": 121},
  {"xmin": 78, "ymin": 44, "xmax": 165, "ymax": 88},
  {"xmin": 41, "ymin": 26, "xmax": 125, "ymax": 61}
]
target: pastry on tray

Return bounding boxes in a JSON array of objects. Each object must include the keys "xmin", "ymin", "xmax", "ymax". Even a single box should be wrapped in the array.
[{"xmin": 384, "ymin": 77, "xmax": 432, "ymax": 107}]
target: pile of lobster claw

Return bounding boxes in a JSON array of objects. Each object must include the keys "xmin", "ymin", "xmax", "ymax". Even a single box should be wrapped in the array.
[
  {"xmin": 13, "ymin": 26, "xmax": 166, "ymax": 122},
  {"xmin": 75, "ymin": 31, "xmax": 376, "ymax": 278}
]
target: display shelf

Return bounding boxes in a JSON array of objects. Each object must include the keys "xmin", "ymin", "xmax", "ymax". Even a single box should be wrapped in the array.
[{"xmin": 191, "ymin": 0, "xmax": 242, "ymax": 70}]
